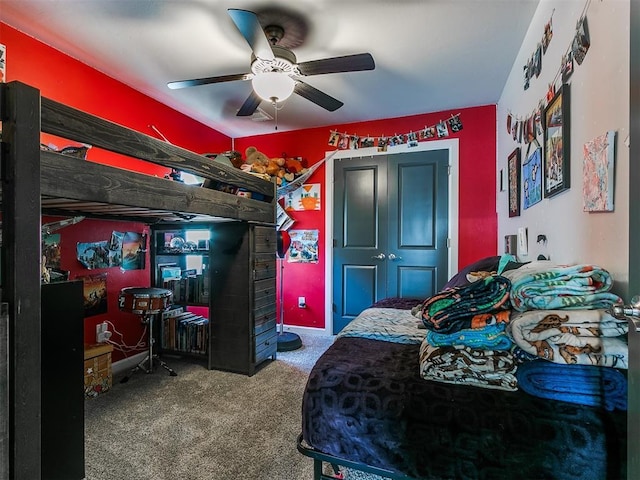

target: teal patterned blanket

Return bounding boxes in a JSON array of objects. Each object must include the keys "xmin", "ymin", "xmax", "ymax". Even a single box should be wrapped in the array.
[
  {"xmin": 502, "ymin": 261, "xmax": 622, "ymax": 311},
  {"xmin": 419, "ymin": 275, "xmax": 511, "ymax": 333}
]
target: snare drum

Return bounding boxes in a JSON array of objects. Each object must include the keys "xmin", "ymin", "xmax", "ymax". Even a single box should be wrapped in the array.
[{"xmin": 118, "ymin": 287, "xmax": 173, "ymax": 315}]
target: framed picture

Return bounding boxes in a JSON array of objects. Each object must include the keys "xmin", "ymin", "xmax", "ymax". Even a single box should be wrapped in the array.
[
  {"xmin": 523, "ymin": 147, "xmax": 543, "ymax": 209},
  {"xmin": 543, "ymin": 84, "xmax": 570, "ymax": 197},
  {"xmin": 507, "ymin": 148, "xmax": 521, "ymax": 217}
]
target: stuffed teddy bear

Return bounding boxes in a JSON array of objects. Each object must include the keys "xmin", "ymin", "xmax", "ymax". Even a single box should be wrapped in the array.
[
  {"xmin": 266, "ymin": 157, "xmax": 286, "ymax": 178},
  {"xmin": 244, "ymin": 146, "xmax": 270, "ymax": 175}
]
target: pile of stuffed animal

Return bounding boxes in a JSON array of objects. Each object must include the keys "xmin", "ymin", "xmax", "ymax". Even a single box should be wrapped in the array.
[{"xmin": 211, "ymin": 147, "xmax": 308, "ymax": 186}]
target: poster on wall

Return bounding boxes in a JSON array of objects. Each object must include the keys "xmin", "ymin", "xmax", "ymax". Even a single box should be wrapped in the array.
[
  {"xmin": 43, "ymin": 234, "xmax": 61, "ymax": 269},
  {"xmin": 77, "ymin": 273, "xmax": 108, "ymax": 317},
  {"xmin": 121, "ymin": 232, "xmax": 146, "ymax": 270},
  {"xmin": 108, "ymin": 231, "xmax": 124, "ymax": 266},
  {"xmin": 287, "ymin": 230, "xmax": 319, "ymax": 264},
  {"xmin": 77, "ymin": 240, "xmax": 111, "ymax": 269},
  {"xmin": 284, "ymin": 184, "xmax": 321, "ymax": 211},
  {"xmin": 583, "ymin": 130, "xmax": 615, "ymax": 212}
]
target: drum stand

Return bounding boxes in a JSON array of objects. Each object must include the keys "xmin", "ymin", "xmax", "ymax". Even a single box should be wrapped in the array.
[{"xmin": 120, "ymin": 311, "xmax": 177, "ymax": 383}]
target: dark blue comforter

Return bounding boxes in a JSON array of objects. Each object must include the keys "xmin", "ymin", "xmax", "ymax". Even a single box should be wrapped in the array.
[{"xmin": 302, "ymin": 336, "xmax": 626, "ymax": 480}]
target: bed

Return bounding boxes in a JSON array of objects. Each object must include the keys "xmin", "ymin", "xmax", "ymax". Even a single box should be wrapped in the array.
[
  {"xmin": 298, "ymin": 259, "xmax": 628, "ymax": 480},
  {"xmin": 1, "ymin": 80, "xmax": 276, "ymax": 476}
]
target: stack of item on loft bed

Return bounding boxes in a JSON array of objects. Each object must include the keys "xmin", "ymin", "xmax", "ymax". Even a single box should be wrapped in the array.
[{"xmin": 298, "ymin": 257, "xmax": 628, "ymax": 480}]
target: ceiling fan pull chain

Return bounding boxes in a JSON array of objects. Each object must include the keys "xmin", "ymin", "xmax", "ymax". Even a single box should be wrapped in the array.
[{"xmin": 274, "ymin": 101, "xmax": 278, "ymax": 130}]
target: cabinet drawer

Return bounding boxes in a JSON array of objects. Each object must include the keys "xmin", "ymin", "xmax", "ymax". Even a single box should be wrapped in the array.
[
  {"xmin": 254, "ymin": 316, "xmax": 276, "ymax": 336},
  {"xmin": 254, "ymin": 278, "xmax": 276, "ymax": 309},
  {"xmin": 254, "ymin": 254, "xmax": 275, "ymax": 280},
  {"xmin": 254, "ymin": 226, "xmax": 276, "ymax": 254},
  {"xmin": 254, "ymin": 306, "xmax": 276, "ymax": 332},
  {"xmin": 255, "ymin": 329, "xmax": 277, "ymax": 364}
]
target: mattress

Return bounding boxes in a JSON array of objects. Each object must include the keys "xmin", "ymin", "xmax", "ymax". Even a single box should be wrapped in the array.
[{"xmin": 301, "ymin": 335, "xmax": 626, "ymax": 480}]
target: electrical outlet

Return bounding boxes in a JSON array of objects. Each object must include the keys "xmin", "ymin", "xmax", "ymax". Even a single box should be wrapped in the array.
[
  {"xmin": 298, "ymin": 296, "xmax": 306, "ymax": 308},
  {"xmin": 95, "ymin": 322, "xmax": 111, "ymax": 343}
]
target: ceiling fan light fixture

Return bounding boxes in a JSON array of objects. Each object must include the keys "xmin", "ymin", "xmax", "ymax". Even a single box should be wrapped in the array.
[{"xmin": 252, "ymin": 72, "xmax": 295, "ymax": 103}]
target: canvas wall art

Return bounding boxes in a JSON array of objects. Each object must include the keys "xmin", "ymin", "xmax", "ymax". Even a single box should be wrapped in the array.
[{"xmin": 583, "ymin": 130, "xmax": 615, "ymax": 212}]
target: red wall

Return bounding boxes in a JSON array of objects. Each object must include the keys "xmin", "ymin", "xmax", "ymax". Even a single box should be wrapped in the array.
[
  {"xmin": 2, "ymin": 21, "xmax": 497, "ymax": 342},
  {"xmin": 2, "ymin": 23, "xmax": 232, "ymax": 361},
  {"xmin": 235, "ymin": 105, "xmax": 498, "ymax": 329}
]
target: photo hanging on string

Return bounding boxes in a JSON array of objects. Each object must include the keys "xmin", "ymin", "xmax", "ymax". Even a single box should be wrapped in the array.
[{"xmin": 572, "ymin": 16, "xmax": 590, "ymax": 66}]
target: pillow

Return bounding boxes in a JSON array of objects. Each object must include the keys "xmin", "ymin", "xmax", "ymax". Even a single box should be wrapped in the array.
[{"xmin": 441, "ymin": 255, "xmax": 502, "ymax": 290}]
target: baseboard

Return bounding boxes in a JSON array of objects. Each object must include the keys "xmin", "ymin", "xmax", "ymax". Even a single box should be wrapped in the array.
[
  {"xmin": 281, "ymin": 324, "xmax": 334, "ymax": 337},
  {"xmin": 112, "ymin": 351, "xmax": 146, "ymax": 376}
]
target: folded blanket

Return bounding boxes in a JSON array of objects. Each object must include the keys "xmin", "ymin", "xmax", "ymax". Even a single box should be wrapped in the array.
[
  {"xmin": 337, "ymin": 307, "xmax": 426, "ymax": 344},
  {"xmin": 508, "ymin": 309, "xmax": 628, "ymax": 369},
  {"xmin": 426, "ymin": 321, "xmax": 513, "ymax": 351},
  {"xmin": 419, "ymin": 341, "xmax": 518, "ymax": 391},
  {"xmin": 517, "ymin": 359, "xmax": 628, "ymax": 411},
  {"xmin": 502, "ymin": 261, "xmax": 622, "ymax": 311},
  {"xmin": 420, "ymin": 275, "xmax": 511, "ymax": 334}
]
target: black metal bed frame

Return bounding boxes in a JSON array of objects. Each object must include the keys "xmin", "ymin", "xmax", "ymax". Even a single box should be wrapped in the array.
[{"xmin": 296, "ymin": 434, "xmax": 416, "ymax": 480}]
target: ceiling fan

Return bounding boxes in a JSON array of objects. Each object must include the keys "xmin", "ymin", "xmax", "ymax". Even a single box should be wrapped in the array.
[{"xmin": 167, "ymin": 8, "xmax": 375, "ymax": 117}]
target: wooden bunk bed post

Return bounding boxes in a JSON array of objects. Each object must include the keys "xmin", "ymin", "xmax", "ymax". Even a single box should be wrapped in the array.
[{"xmin": 1, "ymin": 81, "xmax": 43, "ymax": 479}]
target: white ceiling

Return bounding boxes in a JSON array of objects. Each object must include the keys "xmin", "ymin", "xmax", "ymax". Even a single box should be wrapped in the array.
[{"xmin": 0, "ymin": 0, "xmax": 539, "ymax": 139}]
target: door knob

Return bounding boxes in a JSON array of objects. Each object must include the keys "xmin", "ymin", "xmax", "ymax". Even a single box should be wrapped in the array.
[
  {"xmin": 371, "ymin": 253, "xmax": 386, "ymax": 260},
  {"xmin": 611, "ymin": 295, "xmax": 640, "ymax": 332},
  {"xmin": 388, "ymin": 253, "xmax": 402, "ymax": 261}
]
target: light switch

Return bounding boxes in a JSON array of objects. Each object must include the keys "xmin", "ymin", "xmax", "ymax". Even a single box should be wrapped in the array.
[{"xmin": 518, "ymin": 227, "xmax": 528, "ymax": 255}]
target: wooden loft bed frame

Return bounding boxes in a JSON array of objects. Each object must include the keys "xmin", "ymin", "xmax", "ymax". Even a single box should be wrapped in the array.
[{"xmin": 0, "ymin": 80, "xmax": 276, "ymax": 478}]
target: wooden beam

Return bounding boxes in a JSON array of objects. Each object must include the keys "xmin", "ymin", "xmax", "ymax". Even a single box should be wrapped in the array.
[
  {"xmin": 39, "ymin": 96, "xmax": 276, "ymax": 201},
  {"xmin": 40, "ymin": 151, "xmax": 275, "ymax": 224},
  {"xmin": 1, "ymin": 81, "xmax": 43, "ymax": 479}
]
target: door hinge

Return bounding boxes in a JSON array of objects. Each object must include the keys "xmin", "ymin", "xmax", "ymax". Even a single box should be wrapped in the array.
[
  {"xmin": 448, "ymin": 164, "xmax": 452, "ymax": 175},
  {"xmin": 446, "ymin": 238, "xmax": 451, "ymax": 248},
  {"xmin": 333, "ymin": 239, "xmax": 337, "ymax": 248}
]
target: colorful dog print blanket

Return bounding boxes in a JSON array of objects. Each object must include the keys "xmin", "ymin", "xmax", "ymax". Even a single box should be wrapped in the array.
[
  {"xmin": 508, "ymin": 309, "xmax": 628, "ymax": 369},
  {"xmin": 419, "ymin": 341, "xmax": 518, "ymax": 391}
]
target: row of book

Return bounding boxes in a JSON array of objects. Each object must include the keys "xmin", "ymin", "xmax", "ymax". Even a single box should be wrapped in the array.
[
  {"xmin": 160, "ymin": 306, "xmax": 208, "ymax": 355},
  {"xmin": 160, "ymin": 267, "xmax": 210, "ymax": 304}
]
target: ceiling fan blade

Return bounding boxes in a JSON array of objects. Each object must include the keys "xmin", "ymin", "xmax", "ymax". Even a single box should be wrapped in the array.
[
  {"xmin": 236, "ymin": 90, "xmax": 262, "ymax": 117},
  {"xmin": 294, "ymin": 81, "xmax": 344, "ymax": 112},
  {"xmin": 297, "ymin": 53, "xmax": 375, "ymax": 76},
  {"xmin": 228, "ymin": 9, "xmax": 275, "ymax": 62},
  {"xmin": 168, "ymin": 73, "xmax": 252, "ymax": 90}
]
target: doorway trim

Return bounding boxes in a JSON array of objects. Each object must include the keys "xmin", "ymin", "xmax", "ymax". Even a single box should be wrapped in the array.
[{"xmin": 323, "ymin": 138, "xmax": 460, "ymax": 335}]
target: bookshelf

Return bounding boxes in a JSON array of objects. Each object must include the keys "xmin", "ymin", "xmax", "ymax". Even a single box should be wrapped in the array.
[{"xmin": 151, "ymin": 221, "xmax": 277, "ymax": 374}]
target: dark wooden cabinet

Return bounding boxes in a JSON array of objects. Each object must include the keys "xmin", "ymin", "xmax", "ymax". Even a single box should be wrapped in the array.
[
  {"xmin": 151, "ymin": 221, "xmax": 277, "ymax": 375},
  {"xmin": 209, "ymin": 221, "xmax": 277, "ymax": 375},
  {"xmin": 41, "ymin": 280, "xmax": 84, "ymax": 480}
]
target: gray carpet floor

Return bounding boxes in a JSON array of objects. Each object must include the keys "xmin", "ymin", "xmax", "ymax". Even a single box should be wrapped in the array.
[{"xmin": 84, "ymin": 334, "xmax": 338, "ymax": 480}]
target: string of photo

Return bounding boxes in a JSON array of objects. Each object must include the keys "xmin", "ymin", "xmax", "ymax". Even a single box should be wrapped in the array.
[
  {"xmin": 506, "ymin": 0, "xmax": 591, "ymax": 147},
  {"xmin": 327, "ymin": 113, "xmax": 463, "ymax": 151}
]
